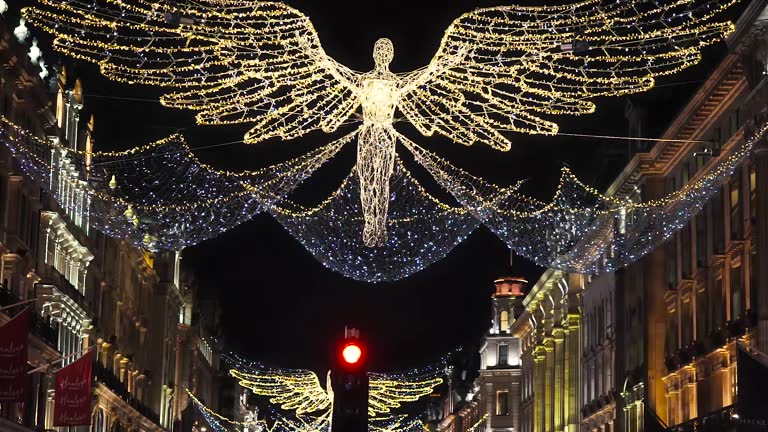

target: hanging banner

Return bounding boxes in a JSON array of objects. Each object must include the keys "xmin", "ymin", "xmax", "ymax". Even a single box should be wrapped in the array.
[
  {"xmin": 53, "ymin": 349, "xmax": 94, "ymax": 427},
  {"xmin": 0, "ymin": 308, "xmax": 30, "ymax": 402}
]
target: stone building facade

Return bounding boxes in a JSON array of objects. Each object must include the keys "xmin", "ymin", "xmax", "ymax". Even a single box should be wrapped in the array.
[
  {"xmin": 568, "ymin": 0, "xmax": 768, "ymax": 431},
  {"xmin": 580, "ymin": 273, "xmax": 616, "ymax": 432},
  {"xmin": 478, "ymin": 276, "xmax": 526, "ymax": 432},
  {"xmin": 512, "ymin": 270, "xmax": 583, "ymax": 432},
  {"xmin": 0, "ymin": 10, "xmax": 222, "ymax": 432}
]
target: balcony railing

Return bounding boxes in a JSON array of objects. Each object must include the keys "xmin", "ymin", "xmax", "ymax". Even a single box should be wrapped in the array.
[
  {"xmin": 93, "ymin": 361, "xmax": 161, "ymax": 426},
  {"xmin": 0, "ymin": 284, "xmax": 59, "ymax": 349},
  {"xmin": 46, "ymin": 268, "xmax": 88, "ymax": 311}
]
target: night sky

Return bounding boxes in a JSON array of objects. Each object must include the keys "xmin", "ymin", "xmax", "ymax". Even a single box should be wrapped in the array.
[{"xmin": 13, "ymin": 0, "xmax": 734, "ymax": 374}]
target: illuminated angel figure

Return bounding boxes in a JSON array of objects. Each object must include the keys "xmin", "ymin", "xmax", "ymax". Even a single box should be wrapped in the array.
[
  {"xmin": 24, "ymin": 0, "xmax": 735, "ymax": 246},
  {"xmin": 228, "ymin": 366, "xmax": 442, "ymax": 419}
]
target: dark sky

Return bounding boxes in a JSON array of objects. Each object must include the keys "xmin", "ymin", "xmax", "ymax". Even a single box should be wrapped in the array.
[{"xmin": 13, "ymin": 0, "xmax": 733, "ymax": 374}]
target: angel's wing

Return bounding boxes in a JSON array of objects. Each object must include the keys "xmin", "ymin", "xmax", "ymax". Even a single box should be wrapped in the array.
[
  {"xmin": 367, "ymin": 372, "xmax": 443, "ymax": 417},
  {"xmin": 230, "ymin": 367, "xmax": 331, "ymax": 414},
  {"xmin": 400, "ymin": 0, "xmax": 735, "ymax": 150},
  {"xmin": 23, "ymin": 0, "xmax": 359, "ymax": 143}
]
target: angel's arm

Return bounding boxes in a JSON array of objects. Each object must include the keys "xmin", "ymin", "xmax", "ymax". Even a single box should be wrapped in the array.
[
  {"xmin": 400, "ymin": 47, "xmax": 467, "ymax": 95},
  {"xmin": 296, "ymin": 32, "xmax": 362, "ymax": 90}
]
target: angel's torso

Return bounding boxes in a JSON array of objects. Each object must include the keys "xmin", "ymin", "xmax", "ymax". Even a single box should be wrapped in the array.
[{"xmin": 359, "ymin": 76, "xmax": 399, "ymax": 126}]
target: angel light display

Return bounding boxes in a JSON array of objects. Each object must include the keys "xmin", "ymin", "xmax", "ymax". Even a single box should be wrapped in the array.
[
  {"xmin": 22, "ymin": 0, "xmax": 736, "ymax": 247},
  {"xmin": 223, "ymin": 356, "xmax": 443, "ymax": 430}
]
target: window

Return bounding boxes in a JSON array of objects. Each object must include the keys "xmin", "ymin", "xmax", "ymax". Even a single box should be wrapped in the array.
[
  {"xmin": 95, "ymin": 408, "xmax": 105, "ymax": 432},
  {"xmin": 696, "ymin": 285, "xmax": 707, "ymax": 340},
  {"xmin": 0, "ymin": 175, "xmax": 5, "ymax": 225},
  {"xmin": 17, "ymin": 193, "xmax": 29, "ymax": 246},
  {"xmin": 714, "ymin": 126, "xmax": 723, "ymax": 151},
  {"xmin": 666, "ymin": 306, "xmax": 679, "ymax": 356},
  {"xmin": 696, "ymin": 212, "xmax": 707, "ymax": 268},
  {"xmin": 712, "ymin": 192, "xmax": 725, "ymax": 254},
  {"xmin": 681, "ymin": 224, "xmax": 692, "ymax": 278},
  {"xmin": 667, "ymin": 238, "xmax": 679, "ymax": 289},
  {"xmin": 750, "ymin": 165, "xmax": 757, "ymax": 221},
  {"xmin": 730, "ymin": 172, "xmax": 742, "ymax": 240},
  {"xmin": 730, "ymin": 262, "xmax": 743, "ymax": 319},
  {"xmin": 500, "ymin": 310, "xmax": 509, "ymax": 333},
  {"xmin": 498, "ymin": 344, "xmax": 509, "ymax": 366},
  {"xmin": 750, "ymin": 249, "xmax": 756, "ymax": 314},
  {"xmin": 711, "ymin": 276, "xmax": 724, "ymax": 330},
  {"xmin": 681, "ymin": 297, "xmax": 692, "ymax": 347},
  {"xmin": 496, "ymin": 391, "xmax": 509, "ymax": 416}
]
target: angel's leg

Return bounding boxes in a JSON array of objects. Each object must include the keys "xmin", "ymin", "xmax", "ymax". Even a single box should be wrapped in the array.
[{"xmin": 356, "ymin": 125, "xmax": 396, "ymax": 247}]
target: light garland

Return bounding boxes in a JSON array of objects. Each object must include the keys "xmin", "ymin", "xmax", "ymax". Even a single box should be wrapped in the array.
[
  {"xmin": 0, "ymin": 115, "xmax": 352, "ymax": 251},
  {"xmin": 0, "ymin": 106, "xmax": 761, "ymax": 280},
  {"xmin": 22, "ymin": 0, "xmax": 735, "ymax": 246}
]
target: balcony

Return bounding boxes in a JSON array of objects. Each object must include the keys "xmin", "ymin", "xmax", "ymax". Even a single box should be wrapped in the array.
[
  {"xmin": 93, "ymin": 361, "xmax": 161, "ymax": 426},
  {"xmin": 0, "ymin": 285, "xmax": 59, "ymax": 349},
  {"xmin": 43, "ymin": 268, "xmax": 88, "ymax": 311}
]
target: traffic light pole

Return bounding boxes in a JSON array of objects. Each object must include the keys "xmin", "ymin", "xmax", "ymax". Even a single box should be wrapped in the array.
[{"xmin": 331, "ymin": 327, "xmax": 369, "ymax": 432}]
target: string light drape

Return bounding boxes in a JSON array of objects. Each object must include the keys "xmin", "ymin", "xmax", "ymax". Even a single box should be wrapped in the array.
[{"xmin": 0, "ymin": 110, "xmax": 761, "ymax": 281}]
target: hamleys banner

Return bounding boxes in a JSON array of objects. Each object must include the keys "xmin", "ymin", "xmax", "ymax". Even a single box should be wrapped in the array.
[
  {"xmin": 0, "ymin": 308, "xmax": 30, "ymax": 402},
  {"xmin": 53, "ymin": 349, "xmax": 94, "ymax": 427}
]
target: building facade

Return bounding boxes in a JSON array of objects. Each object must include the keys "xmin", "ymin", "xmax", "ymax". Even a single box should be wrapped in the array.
[
  {"xmin": 512, "ymin": 270, "xmax": 583, "ymax": 432},
  {"xmin": 478, "ymin": 276, "xmax": 526, "ymax": 432},
  {"xmin": 0, "ymin": 10, "xmax": 222, "ymax": 432},
  {"xmin": 561, "ymin": 1, "xmax": 768, "ymax": 431},
  {"xmin": 580, "ymin": 273, "xmax": 616, "ymax": 432}
]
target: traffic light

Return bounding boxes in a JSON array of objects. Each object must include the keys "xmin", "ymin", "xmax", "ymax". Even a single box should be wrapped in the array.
[{"xmin": 331, "ymin": 328, "xmax": 369, "ymax": 432}]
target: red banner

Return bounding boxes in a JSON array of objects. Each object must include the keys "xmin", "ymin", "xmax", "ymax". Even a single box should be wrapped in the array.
[
  {"xmin": 53, "ymin": 349, "xmax": 94, "ymax": 427},
  {"xmin": 0, "ymin": 308, "xmax": 30, "ymax": 402}
]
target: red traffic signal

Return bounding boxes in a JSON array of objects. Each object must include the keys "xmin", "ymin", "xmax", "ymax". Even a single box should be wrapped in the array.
[
  {"xmin": 335, "ymin": 327, "xmax": 367, "ymax": 372},
  {"xmin": 342, "ymin": 343, "xmax": 362, "ymax": 364}
]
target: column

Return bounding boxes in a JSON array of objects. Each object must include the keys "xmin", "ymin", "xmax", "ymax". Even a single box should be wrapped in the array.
[
  {"xmin": 173, "ymin": 323, "xmax": 190, "ymax": 426},
  {"xmin": 566, "ymin": 313, "xmax": 582, "ymax": 432},
  {"xmin": 534, "ymin": 346, "xmax": 547, "ymax": 432},
  {"xmin": 554, "ymin": 329, "xmax": 565, "ymax": 432},
  {"xmin": 644, "ymin": 177, "xmax": 670, "ymax": 424},
  {"xmin": 545, "ymin": 337, "xmax": 555, "ymax": 432}
]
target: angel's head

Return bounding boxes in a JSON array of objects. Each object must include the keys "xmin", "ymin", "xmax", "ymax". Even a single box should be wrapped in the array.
[{"xmin": 373, "ymin": 38, "xmax": 394, "ymax": 70}]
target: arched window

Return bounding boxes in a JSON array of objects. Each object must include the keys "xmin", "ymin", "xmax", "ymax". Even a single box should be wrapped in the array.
[
  {"xmin": 94, "ymin": 408, "xmax": 105, "ymax": 432},
  {"xmin": 500, "ymin": 310, "xmax": 509, "ymax": 333}
]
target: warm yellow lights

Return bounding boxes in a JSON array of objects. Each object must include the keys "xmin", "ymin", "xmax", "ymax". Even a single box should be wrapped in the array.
[
  {"xmin": 229, "ymin": 366, "xmax": 442, "ymax": 418},
  {"xmin": 22, "ymin": 0, "xmax": 735, "ymax": 246}
]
